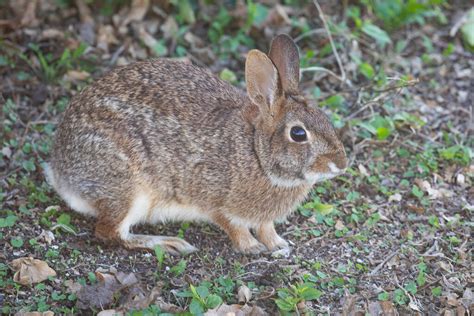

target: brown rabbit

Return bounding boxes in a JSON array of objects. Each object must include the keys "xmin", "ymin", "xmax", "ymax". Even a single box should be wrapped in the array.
[{"xmin": 45, "ymin": 34, "xmax": 347, "ymax": 255}]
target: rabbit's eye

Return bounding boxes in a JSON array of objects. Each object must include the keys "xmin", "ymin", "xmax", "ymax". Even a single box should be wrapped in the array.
[{"xmin": 290, "ymin": 126, "xmax": 307, "ymax": 142}]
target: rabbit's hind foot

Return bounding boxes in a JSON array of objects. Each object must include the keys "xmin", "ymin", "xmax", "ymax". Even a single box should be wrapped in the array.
[{"xmin": 123, "ymin": 234, "xmax": 198, "ymax": 255}]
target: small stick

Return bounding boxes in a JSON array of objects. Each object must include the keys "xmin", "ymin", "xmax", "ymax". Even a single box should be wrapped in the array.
[
  {"xmin": 369, "ymin": 249, "xmax": 399, "ymax": 276},
  {"xmin": 300, "ymin": 66, "xmax": 344, "ymax": 82},
  {"xmin": 312, "ymin": 0, "xmax": 347, "ymax": 84}
]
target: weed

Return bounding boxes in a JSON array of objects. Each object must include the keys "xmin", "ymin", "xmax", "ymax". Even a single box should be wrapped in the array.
[{"xmin": 275, "ymin": 282, "xmax": 322, "ymax": 312}]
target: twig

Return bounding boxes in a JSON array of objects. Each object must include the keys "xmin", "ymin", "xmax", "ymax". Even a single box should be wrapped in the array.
[
  {"xmin": 300, "ymin": 66, "xmax": 344, "ymax": 83},
  {"xmin": 312, "ymin": 0, "xmax": 347, "ymax": 84},
  {"xmin": 369, "ymin": 249, "xmax": 399, "ymax": 276},
  {"xmin": 294, "ymin": 28, "xmax": 326, "ymax": 42}
]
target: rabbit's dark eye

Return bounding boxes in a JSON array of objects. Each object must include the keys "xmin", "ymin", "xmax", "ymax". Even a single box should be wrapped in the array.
[{"xmin": 290, "ymin": 126, "xmax": 307, "ymax": 142}]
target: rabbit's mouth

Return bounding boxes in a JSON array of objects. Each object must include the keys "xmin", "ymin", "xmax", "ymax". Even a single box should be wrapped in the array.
[
  {"xmin": 304, "ymin": 163, "xmax": 346, "ymax": 184},
  {"xmin": 304, "ymin": 171, "xmax": 342, "ymax": 185}
]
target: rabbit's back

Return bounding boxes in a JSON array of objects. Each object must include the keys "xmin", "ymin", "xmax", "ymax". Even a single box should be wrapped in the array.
[{"xmin": 50, "ymin": 59, "xmax": 256, "ymax": 214}]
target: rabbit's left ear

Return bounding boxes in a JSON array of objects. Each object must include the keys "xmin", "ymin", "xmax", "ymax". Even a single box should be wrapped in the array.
[
  {"xmin": 245, "ymin": 49, "xmax": 282, "ymax": 114},
  {"xmin": 268, "ymin": 34, "xmax": 300, "ymax": 94}
]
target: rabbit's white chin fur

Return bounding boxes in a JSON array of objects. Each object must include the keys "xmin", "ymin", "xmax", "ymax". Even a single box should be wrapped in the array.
[
  {"xmin": 304, "ymin": 172, "xmax": 341, "ymax": 185},
  {"xmin": 268, "ymin": 172, "xmax": 340, "ymax": 188}
]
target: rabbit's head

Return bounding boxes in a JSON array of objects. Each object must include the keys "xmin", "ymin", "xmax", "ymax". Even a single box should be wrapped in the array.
[{"xmin": 245, "ymin": 34, "xmax": 347, "ymax": 188}]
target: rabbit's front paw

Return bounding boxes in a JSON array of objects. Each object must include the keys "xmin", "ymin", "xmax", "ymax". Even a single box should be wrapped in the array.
[
  {"xmin": 257, "ymin": 222, "xmax": 290, "ymax": 251},
  {"xmin": 235, "ymin": 237, "xmax": 267, "ymax": 255}
]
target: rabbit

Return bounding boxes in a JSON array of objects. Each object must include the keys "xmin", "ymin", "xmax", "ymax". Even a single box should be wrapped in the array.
[{"xmin": 44, "ymin": 34, "xmax": 347, "ymax": 255}]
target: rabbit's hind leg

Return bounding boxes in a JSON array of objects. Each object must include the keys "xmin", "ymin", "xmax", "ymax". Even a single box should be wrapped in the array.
[{"xmin": 94, "ymin": 192, "xmax": 197, "ymax": 255}]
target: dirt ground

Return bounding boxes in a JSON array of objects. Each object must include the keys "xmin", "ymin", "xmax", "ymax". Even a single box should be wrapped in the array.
[{"xmin": 0, "ymin": 0, "xmax": 472, "ymax": 315}]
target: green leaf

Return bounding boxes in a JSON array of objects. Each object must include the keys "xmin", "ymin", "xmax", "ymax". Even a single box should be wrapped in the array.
[
  {"xmin": 378, "ymin": 292, "xmax": 389, "ymax": 301},
  {"xmin": 219, "ymin": 68, "xmax": 237, "ymax": 83},
  {"xmin": 205, "ymin": 294, "xmax": 222, "ymax": 309},
  {"xmin": 299, "ymin": 286, "xmax": 322, "ymax": 301},
  {"xmin": 11, "ymin": 237, "xmax": 24, "ymax": 248},
  {"xmin": 431, "ymin": 286, "xmax": 442, "ymax": 297},
  {"xmin": 461, "ymin": 8, "xmax": 474, "ymax": 50},
  {"xmin": 0, "ymin": 215, "xmax": 18, "ymax": 228},
  {"xmin": 313, "ymin": 203, "xmax": 334, "ymax": 215},
  {"xmin": 154, "ymin": 245, "xmax": 165, "ymax": 265},
  {"xmin": 376, "ymin": 127, "xmax": 391, "ymax": 140},
  {"xmin": 411, "ymin": 185, "xmax": 424, "ymax": 198},
  {"xmin": 319, "ymin": 95, "xmax": 345, "ymax": 109},
  {"xmin": 22, "ymin": 159, "xmax": 36, "ymax": 172},
  {"xmin": 359, "ymin": 62, "xmax": 375, "ymax": 79},
  {"xmin": 275, "ymin": 298, "xmax": 296, "ymax": 311},
  {"xmin": 196, "ymin": 285, "xmax": 209, "ymax": 299},
  {"xmin": 153, "ymin": 40, "xmax": 168, "ymax": 57},
  {"xmin": 177, "ymin": 0, "xmax": 195, "ymax": 24},
  {"xmin": 362, "ymin": 23, "xmax": 391, "ymax": 47},
  {"xmin": 57, "ymin": 213, "xmax": 71, "ymax": 226},
  {"xmin": 189, "ymin": 299, "xmax": 205, "ymax": 315},
  {"xmin": 405, "ymin": 281, "xmax": 417, "ymax": 295}
]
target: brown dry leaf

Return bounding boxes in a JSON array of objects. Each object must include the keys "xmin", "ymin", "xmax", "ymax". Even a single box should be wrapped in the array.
[
  {"xmin": 64, "ymin": 70, "xmax": 90, "ymax": 82},
  {"xmin": 335, "ymin": 219, "xmax": 346, "ymax": 231},
  {"xmin": 40, "ymin": 28, "xmax": 64, "ymax": 40},
  {"xmin": 122, "ymin": 0, "xmax": 150, "ymax": 27},
  {"xmin": 461, "ymin": 288, "xmax": 473, "ymax": 310},
  {"xmin": 97, "ymin": 25, "xmax": 119, "ymax": 52},
  {"xmin": 205, "ymin": 304, "xmax": 267, "ymax": 316},
  {"xmin": 11, "ymin": 257, "xmax": 56, "ymax": 286},
  {"xmin": 263, "ymin": 5, "xmax": 292, "ymax": 28},
  {"xmin": 15, "ymin": 312, "xmax": 54, "ymax": 316},
  {"xmin": 76, "ymin": 271, "xmax": 129, "ymax": 309},
  {"xmin": 76, "ymin": 269, "xmax": 149, "ymax": 310},
  {"xmin": 161, "ymin": 16, "xmax": 179, "ymax": 40},
  {"xmin": 389, "ymin": 193, "xmax": 402, "ymax": 202},
  {"xmin": 238, "ymin": 285, "xmax": 252, "ymax": 303},
  {"xmin": 64, "ymin": 279, "xmax": 82, "ymax": 294},
  {"xmin": 21, "ymin": 0, "xmax": 39, "ymax": 27},
  {"xmin": 367, "ymin": 301, "xmax": 383, "ymax": 315},
  {"xmin": 358, "ymin": 164, "xmax": 370, "ymax": 177},
  {"xmin": 75, "ymin": 0, "xmax": 95, "ymax": 44},
  {"xmin": 137, "ymin": 25, "xmax": 159, "ymax": 52},
  {"xmin": 97, "ymin": 310, "xmax": 124, "ymax": 316},
  {"xmin": 379, "ymin": 300, "xmax": 397, "ymax": 315},
  {"xmin": 341, "ymin": 292, "xmax": 357, "ymax": 316}
]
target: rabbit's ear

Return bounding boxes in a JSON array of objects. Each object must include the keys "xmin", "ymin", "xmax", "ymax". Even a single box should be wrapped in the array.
[
  {"xmin": 245, "ymin": 49, "xmax": 282, "ymax": 113},
  {"xmin": 268, "ymin": 34, "xmax": 300, "ymax": 94}
]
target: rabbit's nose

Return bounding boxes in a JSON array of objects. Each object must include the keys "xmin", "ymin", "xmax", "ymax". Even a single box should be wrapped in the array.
[{"xmin": 330, "ymin": 151, "xmax": 348, "ymax": 171}]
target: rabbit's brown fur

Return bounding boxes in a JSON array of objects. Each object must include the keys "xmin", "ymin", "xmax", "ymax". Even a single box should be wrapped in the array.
[{"xmin": 46, "ymin": 35, "xmax": 347, "ymax": 255}]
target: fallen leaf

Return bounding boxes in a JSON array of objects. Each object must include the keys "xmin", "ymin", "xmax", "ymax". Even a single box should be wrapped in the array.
[
  {"xmin": 97, "ymin": 25, "xmax": 119, "ymax": 52},
  {"xmin": 341, "ymin": 292, "xmax": 357, "ymax": 316},
  {"xmin": 38, "ymin": 230, "xmax": 55, "ymax": 244},
  {"xmin": 64, "ymin": 70, "xmax": 90, "ymax": 81},
  {"xmin": 205, "ymin": 304, "xmax": 267, "ymax": 316},
  {"xmin": 10, "ymin": 257, "xmax": 56, "ymax": 286},
  {"xmin": 97, "ymin": 310, "xmax": 124, "ymax": 316},
  {"xmin": 238, "ymin": 285, "xmax": 252, "ymax": 303},
  {"xmin": 263, "ymin": 5, "xmax": 291, "ymax": 28},
  {"xmin": 389, "ymin": 193, "xmax": 402, "ymax": 202},
  {"xmin": 21, "ymin": 0, "xmax": 39, "ymax": 27},
  {"xmin": 122, "ymin": 0, "xmax": 150, "ymax": 27},
  {"xmin": 335, "ymin": 220, "xmax": 346, "ymax": 231},
  {"xmin": 161, "ymin": 16, "xmax": 178, "ymax": 40},
  {"xmin": 75, "ymin": 0, "xmax": 95, "ymax": 44},
  {"xmin": 40, "ymin": 28, "xmax": 64, "ymax": 40},
  {"xmin": 379, "ymin": 300, "xmax": 397, "ymax": 315},
  {"xmin": 64, "ymin": 279, "xmax": 82, "ymax": 294},
  {"xmin": 15, "ymin": 312, "xmax": 54, "ymax": 316},
  {"xmin": 358, "ymin": 164, "xmax": 370, "ymax": 177}
]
